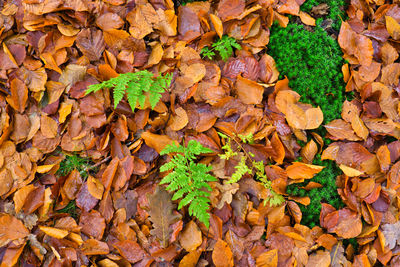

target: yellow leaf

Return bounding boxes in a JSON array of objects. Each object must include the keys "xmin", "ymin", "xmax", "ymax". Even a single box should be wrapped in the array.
[
  {"xmin": 58, "ymin": 102, "xmax": 72, "ymax": 124},
  {"xmin": 39, "ymin": 226, "xmax": 69, "ymax": 239},
  {"xmin": 339, "ymin": 164, "xmax": 364, "ymax": 177},
  {"xmin": 13, "ymin": 184, "xmax": 36, "ymax": 213},
  {"xmin": 299, "ymin": 11, "xmax": 315, "ymax": 26},
  {"xmin": 386, "ymin": 16, "xmax": 400, "ymax": 40},
  {"xmin": 37, "ymin": 164, "xmax": 56, "ymax": 174}
]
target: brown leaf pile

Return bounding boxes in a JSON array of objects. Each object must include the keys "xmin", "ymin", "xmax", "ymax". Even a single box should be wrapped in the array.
[{"xmin": 0, "ymin": 0, "xmax": 399, "ymax": 266}]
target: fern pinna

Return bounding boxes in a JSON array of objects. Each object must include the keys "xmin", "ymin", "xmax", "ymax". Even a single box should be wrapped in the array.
[
  {"xmin": 85, "ymin": 70, "xmax": 172, "ymax": 112},
  {"xmin": 160, "ymin": 140, "xmax": 217, "ymax": 228}
]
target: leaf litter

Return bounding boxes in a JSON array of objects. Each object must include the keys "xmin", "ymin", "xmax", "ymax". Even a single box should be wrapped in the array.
[{"xmin": 0, "ymin": 0, "xmax": 399, "ymax": 266}]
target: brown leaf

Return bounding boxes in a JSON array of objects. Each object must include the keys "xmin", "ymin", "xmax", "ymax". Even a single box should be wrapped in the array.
[
  {"xmin": 147, "ymin": 42, "xmax": 163, "ymax": 66},
  {"xmin": 114, "ymin": 240, "xmax": 144, "ymax": 264},
  {"xmin": 325, "ymin": 119, "xmax": 362, "ymax": 141},
  {"xmin": 338, "ymin": 22, "xmax": 373, "ymax": 66},
  {"xmin": 212, "ymin": 239, "xmax": 234, "ymax": 267},
  {"xmin": 286, "ymin": 162, "xmax": 324, "ymax": 179},
  {"xmin": 79, "ymin": 210, "xmax": 106, "ymax": 240},
  {"xmin": 179, "ymin": 250, "xmax": 202, "ymax": 267},
  {"xmin": 317, "ymin": 234, "xmax": 337, "ymax": 250},
  {"xmin": 96, "ymin": 13, "xmax": 124, "ymax": 31},
  {"xmin": 235, "ymin": 75, "xmax": 264, "ymax": 105},
  {"xmin": 148, "ymin": 186, "xmax": 181, "ymax": 248},
  {"xmin": 331, "ymin": 208, "xmax": 362, "ymax": 239},
  {"xmin": 101, "ymin": 158, "xmax": 118, "ymax": 192},
  {"xmin": 306, "ymin": 250, "xmax": 331, "ymax": 267},
  {"xmin": 81, "ymin": 239, "xmax": 110, "ymax": 255},
  {"xmin": 179, "ymin": 221, "xmax": 202, "ymax": 252},
  {"xmin": 76, "ymin": 28, "xmax": 105, "ymax": 61},
  {"xmin": 0, "ymin": 214, "xmax": 29, "ymax": 247}
]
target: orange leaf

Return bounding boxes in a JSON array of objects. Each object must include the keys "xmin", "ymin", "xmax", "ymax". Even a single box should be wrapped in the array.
[
  {"xmin": 0, "ymin": 214, "xmax": 29, "ymax": 247},
  {"xmin": 81, "ymin": 239, "xmax": 110, "ymax": 255},
  {"xmin": 168, "ymin": 107, "xmax": 189, "ymax": 131},
  {"xmin": 386, "ymin": 16, "xmax": 400, "ymax": 40},
  {"xmin": 6, "ymin": 78, "xmax": 28, "ymax": 113},
  {"xmin": 235, "ymin": 75, "xmax": 264, "ymax": 105},
  {"xmin": 210, "ymin": 14, "xmax": 223, "ymax": 38},
  {"xmin": 256, "ymin": 249, "xmax": 278, "ymax": 267},
  {"xmin": 141, "ymin": 131, "xmax": 178, "ymax": 153},
  {"xmin": 286, "ymin": 162, "xmax": 324, "ymax": 179},
  {"xmin": 299, "ymin": 11, "xmax": 315, "ymax": 26},
  {"xmin": 39, "ymin": 226, "xmax": 69, "ymax": 239},
  {"xmin": 87, "ymin": 176, "xmax": 104, "ymax": 200},
  {"xmin": 212, "ymin": 239, "xmax": 234, "ymax": 267},
  {"xmin": 179, "ymin": 221, "xmax": 202, "ymax": 252}
]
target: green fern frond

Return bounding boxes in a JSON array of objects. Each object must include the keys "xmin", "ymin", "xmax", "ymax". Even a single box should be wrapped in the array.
[
  {"xmin": 160, "ymin": 140, "xmax": 217, "ymax": 228},
  {"xmin": 200, "ymin": 35, "xmax": 241, "ymax": 62},
  {"xmin": 85, "ymin": 70, "xmax": 171, "ymax": 112}
]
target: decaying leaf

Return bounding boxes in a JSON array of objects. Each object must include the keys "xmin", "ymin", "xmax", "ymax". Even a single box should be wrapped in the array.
[{"xmin": 147, "ymin": 186, "xmax": 181, "ymax": 248}]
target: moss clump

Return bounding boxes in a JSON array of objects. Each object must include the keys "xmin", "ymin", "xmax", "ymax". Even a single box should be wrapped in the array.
[
  {"xmin": 301, "ymin": 0, "xmax": 346, "ymax": 30},
  {"xmin": 56, "ymin": 154, "xmax": 92, "ymax": 180},
  {"xmin": 268, "ymin": 23, "xmax": 346, "ymax": 123},
  {"xmin": 286, "ymin": 155, "xmax": 344, "ymax": 228}
]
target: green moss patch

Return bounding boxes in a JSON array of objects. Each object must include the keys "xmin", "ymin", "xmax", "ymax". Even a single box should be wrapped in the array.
[{"xmin": 268, "ymin": 23, "xmax": 346, "ymax": 123}]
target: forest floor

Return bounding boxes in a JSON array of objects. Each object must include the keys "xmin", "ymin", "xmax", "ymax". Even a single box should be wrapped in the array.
[{"xmin": 0, "ymin": 0, "xmax": 400, "ymax": 266}]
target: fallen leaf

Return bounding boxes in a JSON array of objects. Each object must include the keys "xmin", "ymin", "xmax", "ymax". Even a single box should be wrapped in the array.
[
  {"xmin": 210, "ymin": 14, "xmax": 223, "ymax": 38},
  {"xmin": 0, "ymin": 214, "xmax": 29, "ymax": 247},
  {"xmin": 141, "ymin": 131, "xmax": 178, "ymax": 153},
  {"xmin": 148, "ymin": 186, "xmax": 181, "ymax": 248},
  {"xmin": 212, "ymin": 239, "xmax": 234, "ymax": 267},
  {"xmin": 286, "ymin": 162, "xmax": 324, "ymax": 179},
  {"xmin": 39, "ymin": 226, "xmax": 69, "ymax": 239},
  {"xmin": 179, "ymin": 221, "xmax": 202, "ymax": 252},
  {"xmin": 306, "ymin": 250, "xmax": 331, "ymax": 267},
  {"xmin": 256, "ymin": 249, "xmax": 278, "ymax": 267},
  {"xmin": 113, "ymin": 240, "xmax": 144, "ymax": 264},
  {"xmin": 236, "ymin": 75, "xmax": 264, "ymax": 105},
  {"xmin": 339, "ymin": 164, "xmax": 364, "ymax": 177},
  {"xmin": 386, "ymin": 16, "xmax": 400, "ymax": 40},
  {"xmin": 299, "ymin": 11, "xmax": 316, "ymax": 26}
]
